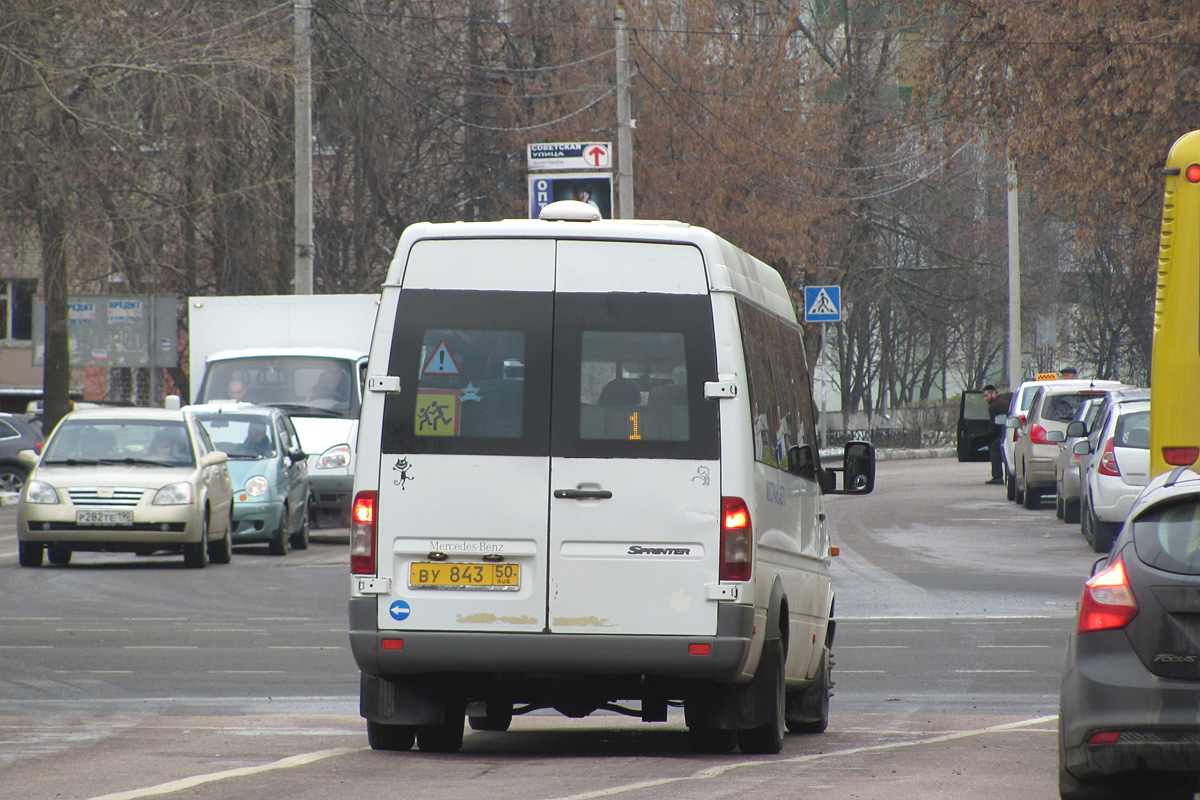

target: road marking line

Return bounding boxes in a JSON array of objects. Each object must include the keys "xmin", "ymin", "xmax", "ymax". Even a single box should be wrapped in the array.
[
  {"xmin": 976, "ymin": 645, "xmax": 1050, "ymax": 649},
  {"xmin": 839, "ymin": 645, "xmax": 909, "ymax": 649},
  {"xmin": 542, "ymin": 715, "xmax": 1058, "ymax": 800},
  {"xmin": 954, "ymin": 669, "xmax": 1035, "ymax": 673},
  {"xmin": 84, "ymin": 747, "xmax": 361, "ymax": 800},
  {"xmin": 123, "ymin": 646, "xmax": 199, "ymax": 650},
  {"xmin": 838, "ymin": 670, "xmax": 887, "ymax": 673}
]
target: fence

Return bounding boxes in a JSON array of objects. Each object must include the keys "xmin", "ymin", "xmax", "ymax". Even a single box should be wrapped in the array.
[{"xmin": 824, "ymin": 427, "xmax": 924, "ymax": 450}]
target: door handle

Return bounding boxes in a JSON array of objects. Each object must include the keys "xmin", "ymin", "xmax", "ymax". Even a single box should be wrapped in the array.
[{"xmin": 553, "ymin": 488, "xmax": 613, "ymax": 500}]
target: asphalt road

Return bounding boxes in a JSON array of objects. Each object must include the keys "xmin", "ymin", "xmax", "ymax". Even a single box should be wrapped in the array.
[{"xmin": 0, "ymin": 457, "xmax": 1104, "ymax": 799}]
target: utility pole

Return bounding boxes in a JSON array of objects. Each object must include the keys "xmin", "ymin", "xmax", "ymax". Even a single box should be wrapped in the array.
[
  {"xmin": 294, "ymin": 1, "xmax": 314, "ymax": 294},
  {"xmin": 615, "ymin": 1, "xmax": 634, "ymax": 219},
  {"xmin": 1006, "ymin": 153, "xmax": 1021, "ymax": 387}
]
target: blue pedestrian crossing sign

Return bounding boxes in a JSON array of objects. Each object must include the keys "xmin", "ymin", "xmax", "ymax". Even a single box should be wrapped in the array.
[{"xmin": 804, "ymin": 286, "xmax": 841, "ymax": 323}]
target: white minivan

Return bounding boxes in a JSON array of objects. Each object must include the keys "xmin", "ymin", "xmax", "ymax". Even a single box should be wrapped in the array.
[{"xmin": 348, "ymin": 201, "xmax": 875, "ymax": 755}]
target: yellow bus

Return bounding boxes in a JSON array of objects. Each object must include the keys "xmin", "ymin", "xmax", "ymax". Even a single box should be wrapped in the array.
[{"xmin": 1150, "ymin": 130, "xmax": 1200, "ymax": 477}]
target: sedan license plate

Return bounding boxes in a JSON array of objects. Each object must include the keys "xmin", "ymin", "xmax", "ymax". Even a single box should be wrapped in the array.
[
  {"xmin": 76, "ymin": 509, "xmax": 134, "ymax": 526},
  {"xmin": 409, "ymin": 562, "xmax": 520, "ymax": 591}
]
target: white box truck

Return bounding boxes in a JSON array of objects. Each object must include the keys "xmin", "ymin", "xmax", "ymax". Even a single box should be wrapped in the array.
[{"xmin": 188, "ymin": 294, "xmax": 379, "ymax": 528}]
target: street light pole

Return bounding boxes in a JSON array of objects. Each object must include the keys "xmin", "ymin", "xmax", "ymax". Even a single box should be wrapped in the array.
[
  {"xmin": 615, "ymin": 1, "xmax": 634, "ymax": 219},
  {"xmin": 294, "ymin": 1, "xmax": 314, "ymax": 294}
]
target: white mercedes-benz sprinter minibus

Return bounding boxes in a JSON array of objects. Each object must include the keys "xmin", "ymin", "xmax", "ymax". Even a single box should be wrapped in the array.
[{"xmin": 349, "ymin": 201, "xmax": 875, "ymax": 754}]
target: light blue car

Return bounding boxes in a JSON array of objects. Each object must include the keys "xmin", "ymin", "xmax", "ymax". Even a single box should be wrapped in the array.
[{"xmin": 191, "ymin": 403, "xmax": 310, "ymax": 555}]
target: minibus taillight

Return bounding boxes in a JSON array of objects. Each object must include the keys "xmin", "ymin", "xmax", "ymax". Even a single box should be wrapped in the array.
[
  {"xmin": 720, "ymin": 496, "xmax": 752, "ymax": 582},
  {"xmin": 1164, "ymin": 447, "xmax": 1200, "ymax": 467},
  {"xmin": 350, "ymin": 491, "xmax": 378, "ymax": 575}
]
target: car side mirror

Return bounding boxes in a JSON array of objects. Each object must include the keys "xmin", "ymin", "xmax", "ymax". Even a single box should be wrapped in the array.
[
  {"xmin": 17, "ymin": 448, "xmax": 40, "ymax": 466},
  {"xmin": 289, "ymin": 447, "xmax": 307, "ymax": 462},
  {"xmin": 201, "ymin": 451, "xmax": 229, "ymax": 467},
  {"xmin": 1073, "ymin": 440, "xmax": 1091, "ymax": 456},
  {"xmin": 993, "ymin": 414, "xmax": 1007, "ymax": 425},
  {"xmin": 1065, "ymin": 420, "xmax": 1087, "ymax": 437},
  {"xmin": 1005, "ymin": 416, "xmax": 1021, "ymax": 429},
  {"xmin": 1046, "ymin": 430, "xmax": 1065, "ymax": 443}
]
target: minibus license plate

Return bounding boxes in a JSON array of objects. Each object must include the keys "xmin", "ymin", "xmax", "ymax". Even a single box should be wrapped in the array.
[
  {"xmin": 76, "ymin": 510, "xmax": 134, "ymax": 526},
  {"xmin": 409, "ymin": 562, "xmax": 520, "ymax": 590}
]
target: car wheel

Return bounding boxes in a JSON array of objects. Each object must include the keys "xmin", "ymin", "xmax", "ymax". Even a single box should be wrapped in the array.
[
  {"xmin": 1080, "ymin": 495, "xmax": 1094, "ymax": 544},
  {"xmin": 18, "ymin": 541, "xmax": 43, "ymax": 567},
  {"xmin": 1014, "ymin": 470, "xmax": 1026, "ymax": 505},
  {"xmin": 184, "ymin": 511, "xmax": 210, "ymax": 568},
  {"xmin": 0, "ymin": 463, "xmax": 29, "ymax": 494},
  {"xmin": 786, "ymin": 645, "xmax": 831, "ymax": 734},
  {"xmin": 289, "ymin": 509, "xmax": 310, "ymax": 551},
  {"xmin": 1005, "ymin": 470, "xmax": 1016, "ymax": 501},
  {"xmin": 1093, "ymin": 517, "xmax": 1119, "ymax": 555},
  {"xmin": 1023, "ymin": 481, "xmax": 1040, "ymax": 510},
  {"xmin": 738, "ymin": 637, "xmax": 786, "ymax": 754},
  {"xmin": 46, "ymin": 545, "xmax": 72, "ymax": 565},
  {"xmin": 1055, "ymin": 494, "xmax": 1064, "ymax": 519},
  {"xmin": 468, "ymin": 700, "xmax": 513, "ymax": 732},
  {"xmin": 416, "ymin": 698, "xmax": 465, "ymax": 753},
  {"xmin": 366, "ymin": 719, "xmax": 415, "ymax": 751},
  {"xmin": 1064, "ymin": 498, "xmax": 1081, "ymax": 525},
  {"xmin": 209, "ymin": 523, "xmax": 232, "ymax": 565},
  {"xmin": 269, "ymin": 505, "xmax": 291, "ymax": 556}
]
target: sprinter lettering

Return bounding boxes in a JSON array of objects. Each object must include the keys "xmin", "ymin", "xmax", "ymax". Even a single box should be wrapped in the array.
[{"xmin": 627, "ymin": 545, "xmax": 692, "ymax": 556}]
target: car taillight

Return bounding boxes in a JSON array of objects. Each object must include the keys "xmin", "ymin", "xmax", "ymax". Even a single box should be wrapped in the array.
[
  {"xmin": 720, "ymin": 496, "xmax": 752, "ymax": 582},
  {"xmin": 1164, "ymin": 447, "xmax": 1200, "ymax": 467},
  {"xmin": 1077, "ymin": 555, "xmax": 1138, "ymax": 633},
  {"xmin": 1029, "ymin": 424, "xmax": 1049, "ymax": 445},
  {"xmin": 350, "ymin": 491, "xmax": 377, "ymax": 575},
  {"xmin": 1097, "ymin": 438, "xmax": 1120, "ymax": 477}
]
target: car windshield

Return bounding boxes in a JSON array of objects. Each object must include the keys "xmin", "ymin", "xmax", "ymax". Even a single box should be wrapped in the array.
[
  {"xmin": 195, "ymin": 414, "xmax": 278, "ymax": 460},
  {"xmin": 43, "ymin": 420, "xmax": 194, "ymax": 467},
  {"xmin": 200, "ymin": 356, "xmax": 356, "ymax": 418},
  {"xmin": 1133, "ymin": 498, "xmax": 1200, "ymax": 575}
]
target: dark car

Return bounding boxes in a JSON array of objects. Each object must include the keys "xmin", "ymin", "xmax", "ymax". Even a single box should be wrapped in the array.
[
  {"xmin": 956, "ymin": 390, "xmax": 992, "ymax": 462},
  {"xmin": 0, "ymin": 412, "xmax": 43, "ymax": 494},
  {"xmin": 1059, "ymin": 467, "xmax": 1200, "ymax": 798}
]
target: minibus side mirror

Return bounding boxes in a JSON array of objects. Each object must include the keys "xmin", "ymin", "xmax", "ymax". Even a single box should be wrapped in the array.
[{"xmin": 822, "ymin": 440, "xmax": 876, "ymax": 495}]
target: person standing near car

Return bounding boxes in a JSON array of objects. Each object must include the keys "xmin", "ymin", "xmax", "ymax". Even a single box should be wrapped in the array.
[{"xmin": 983, "ymin": 384, "xmax": 1012, "ymax": 485}]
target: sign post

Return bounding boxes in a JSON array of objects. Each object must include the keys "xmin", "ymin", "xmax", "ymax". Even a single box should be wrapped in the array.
[{"xmin": 803, "ymin": 286, "xmax": 842, "ymax": 450}]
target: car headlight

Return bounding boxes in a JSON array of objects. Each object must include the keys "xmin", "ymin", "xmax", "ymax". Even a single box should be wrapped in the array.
[
  {"xmin": 24, "ymin": 480, "xmax": 60, "ymax": 504},
  {"xmin": 244, "ymin": 476, "xmax": 269, "ymax": 496},
  {"xmin": 153, "ymin": 482, "xmax": 195, "ymax": 505},
  {"xmin": 316, "ymin": 444, "xmax": 351, "ymax": 470}
]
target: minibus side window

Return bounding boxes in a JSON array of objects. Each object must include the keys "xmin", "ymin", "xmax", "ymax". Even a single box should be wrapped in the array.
[{"xmin": 738, "ymin": 302, "xmax": 783, "ymax": 467}]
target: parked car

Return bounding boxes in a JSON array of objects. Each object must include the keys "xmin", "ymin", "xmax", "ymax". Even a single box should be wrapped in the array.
[
  {"xmin": 0, "ymin": 412, "xmax": 43, "ymax": 494},
  {"xmin": 1059, "ymin": 467, "xmax": 1200, "ymax": 799},
  {"xmin": 1078, "ymin": 398, "xmax": 1152, "ymax": 553},
  {"xmin": 16, "ymin": 407, "xmax": 234, "ymax": 568},
  {"xmin": 1049, "ymin": 397, "xmax": 1103, "ymax": 524},
  {"xmin": 190, "ymin": 402, "xmax": 310, "ymax": 555},
  {"xmin": 1003, "ymin": 376, "xmax": 1079, "ymax": 501},
  {"xmin": 956, "ymin": 390, "xmax": 993, "ymax": 462},
  {"xmin": 1009, "ymin": 380, "xmax": 1125, "ymax": 509}
]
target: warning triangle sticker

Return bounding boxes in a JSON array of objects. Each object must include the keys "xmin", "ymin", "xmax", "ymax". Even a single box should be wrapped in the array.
[{"xmin": 422, "ymin": 341, "xmax": 461, "ymax": 376}]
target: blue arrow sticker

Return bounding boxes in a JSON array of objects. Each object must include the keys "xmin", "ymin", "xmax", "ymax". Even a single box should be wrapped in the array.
[{"xmin": 389, "ymin": 600, "xmax": 411, "ymax": 621}]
